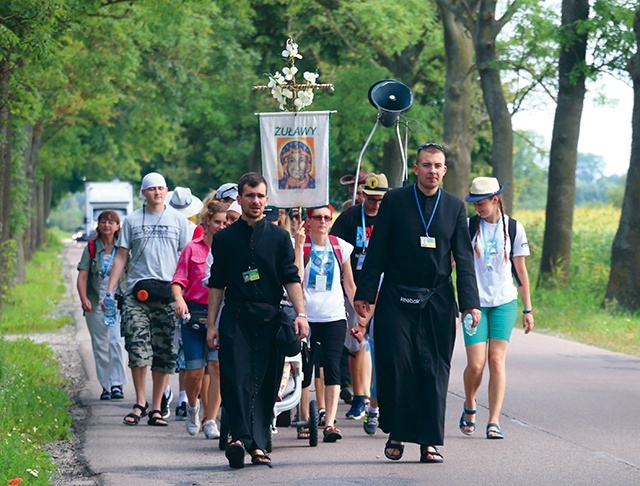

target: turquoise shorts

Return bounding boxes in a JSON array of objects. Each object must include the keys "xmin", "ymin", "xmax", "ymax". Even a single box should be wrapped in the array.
[{"xmin": 463, "ymin": 299, "xmax": 518, "ymax": 346}]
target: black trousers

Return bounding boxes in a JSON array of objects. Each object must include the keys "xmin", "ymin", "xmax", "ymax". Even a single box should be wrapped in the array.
[
  {"xmin": 374, "ymin": 283, "xmax": 457, "ymax": 446},
  {"xmin": 218, "ymin": 304, "xmax": 284, "ymax": 452}
]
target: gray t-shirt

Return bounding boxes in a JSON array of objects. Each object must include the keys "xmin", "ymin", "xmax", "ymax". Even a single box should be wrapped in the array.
[{"xmin": 117, "ymin": 205, "xmax": 189, "ymax": 294}]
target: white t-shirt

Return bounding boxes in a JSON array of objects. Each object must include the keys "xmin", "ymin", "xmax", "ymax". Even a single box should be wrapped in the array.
[
  {"xmin": 303, "ymin": 236, "xmax": 353, "ymax": 323},
  {"xmin": 469, "ymin": 215, "xmax": 529, "ymax": 308}
]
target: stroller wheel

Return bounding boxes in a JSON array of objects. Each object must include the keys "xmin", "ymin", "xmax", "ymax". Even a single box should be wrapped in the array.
[{"xmin": 309, "ymin": 399, "xmax": 319, "ymax": 447}]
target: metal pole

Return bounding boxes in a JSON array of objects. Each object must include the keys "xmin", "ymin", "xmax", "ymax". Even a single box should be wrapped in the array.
[{"xmin": 352, "ymin": 119, "xmax": 380, "ymax": 206}]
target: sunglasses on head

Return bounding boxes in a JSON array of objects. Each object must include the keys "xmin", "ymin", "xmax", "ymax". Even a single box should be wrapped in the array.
[
  {"xmin": 217, "ymin": 186, "xmax": 238, "ymax": 199},
  {"xmin": 310, "ymin": 215, "xmax": 332, "ymax": 222},
  {"xmin": 417, "ymin": 142, "xmax": 445, "ymax": 154}
]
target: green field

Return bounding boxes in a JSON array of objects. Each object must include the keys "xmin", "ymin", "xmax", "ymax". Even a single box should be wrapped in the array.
[{"xmin": 515, "ymin": 205, "xmax": 640, "ymax": 356}]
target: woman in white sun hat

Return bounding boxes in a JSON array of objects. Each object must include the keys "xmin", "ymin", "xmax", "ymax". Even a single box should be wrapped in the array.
[{"xmin": 459, "ymin": 177, "xmax": 534, "ymax": 440}]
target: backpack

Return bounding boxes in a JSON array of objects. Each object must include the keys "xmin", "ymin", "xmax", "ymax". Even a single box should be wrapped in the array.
[
  {"xmin": 468, "ymin": 214, "xmax": 522, "ymax": 287},
  {"xmin": 88, "ymin": 239, "xmax": 97, "ymax": 260}
]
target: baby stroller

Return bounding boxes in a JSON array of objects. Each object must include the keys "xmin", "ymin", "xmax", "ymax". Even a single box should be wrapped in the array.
[{"xmin": 218, "ymin": 343, "xmax": 319, "ymax": 451}]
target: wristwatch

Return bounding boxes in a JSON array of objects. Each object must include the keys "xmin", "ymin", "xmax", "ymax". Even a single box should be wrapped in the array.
[{"xmin": 297, "ymin": 313, "xmax": 308, "ymax": 319}]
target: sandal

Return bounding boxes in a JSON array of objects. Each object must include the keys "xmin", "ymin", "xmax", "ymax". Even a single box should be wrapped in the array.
[
  {"xmin": 420, "ymin": 445, "xmax": 444, "ymax": 463},
  {"xmin": 110, "ymin": 386, "xmax": 124, "ymax": 400},
  {"xmin": 459, "ymin": 402, "xmax": 476, "ymax": 436},
  {"xmin": 147, "ymin": 409, "xmax": 168, "ymax": 426},
  {"xmin": 122, "ymin": 402, "xmax": 148, "ymax": 426},
  {"xmin": 384, "ymin": 440, "xmax": 404, "ymax": 461},
  {"xmin": 322, "ymin": 426, "xmax": 342, "ymax": 443},
  {"xmin": 225, "ymin": 441, "xmax": 245, "ymax": 469},
  {"xmin": 297, "ymin": 426, "xmax": 311, "ymax": 440},
  {"xmin": 486, "ymin": 422, "xmax": 504, "ymax": 439},
  {"xmin": 100, "ymin": 388, "xmax": 111, "ymax": 400},
  {"xmin": 250, "ymin": 449, "xmax": 272, "ymax": 467}
]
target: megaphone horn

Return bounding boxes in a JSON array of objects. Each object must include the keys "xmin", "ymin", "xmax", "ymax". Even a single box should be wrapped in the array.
[{"xmin": 368, "ymin": 79, "xmax": 413, "ymax": 128}]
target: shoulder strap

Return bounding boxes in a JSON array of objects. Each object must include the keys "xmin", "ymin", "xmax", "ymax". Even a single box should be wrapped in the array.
[
  {"xmin": 507, "ymin": 217, "xmax": 522, "ymax": 287},
  {"xmin": 88, "ymin": 239, "xmax": 96, "ymax": 261},
  {"xmin": 468, "ymin": 214, "xmax": 479, "ymax": 242}
]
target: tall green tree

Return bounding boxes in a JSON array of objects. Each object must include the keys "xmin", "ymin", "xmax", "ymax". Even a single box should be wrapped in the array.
[{"xmin": 605, "ymin": 4, "xmax": 640, "ymax": 311}]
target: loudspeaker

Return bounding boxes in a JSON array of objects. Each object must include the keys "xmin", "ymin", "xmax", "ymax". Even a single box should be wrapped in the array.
[{"xmin": 368, "ymin": 79, "xmax": 413, "ymax": 127}]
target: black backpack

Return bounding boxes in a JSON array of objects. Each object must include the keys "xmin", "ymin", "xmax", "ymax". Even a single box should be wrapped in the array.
[{"xmin": 468, "ymin": 214, "xmax": 522, "ymax": 287}]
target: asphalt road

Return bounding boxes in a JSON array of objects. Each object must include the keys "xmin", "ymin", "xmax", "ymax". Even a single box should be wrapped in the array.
[{"xmin": 63, "ymin": 242, "xmax": 640, "ymax": 485}]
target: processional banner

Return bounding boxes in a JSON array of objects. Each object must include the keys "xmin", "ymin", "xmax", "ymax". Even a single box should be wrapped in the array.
[{"xmin": 258, "ymin": 111, "xmax": 332, "ymax": 208}]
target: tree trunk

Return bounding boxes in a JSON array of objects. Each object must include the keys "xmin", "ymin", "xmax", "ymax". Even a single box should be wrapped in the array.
[
  {"xmin": 0, "ymin": 52, "xmax": 12, "ymax": 318},
  {"xmin": 381, "ymin": 137, "xmax": 403, "ymax": 189},
  {"xmin": 473, "ymin": 0, "xmax": 514, "ymax": 213},
  {"xmin": 604, "ymin": 6, "xmax": 640, "ymax": 311},
  {"xmin": 437, "ymin": 0, "xmax": 476, "ymax": 199},
  {"xmin": 538, "ymin": 0, "xmax": 589, "ymax": 285}
]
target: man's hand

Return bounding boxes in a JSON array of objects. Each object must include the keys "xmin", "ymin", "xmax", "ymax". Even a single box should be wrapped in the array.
[
  {"xmin": 294, "ymin": 316, "xmax": 309, "ymax": 340},
  {"xmin": 354, "ymin": 300, "xmax": 370, "ymax": 318},
  {"xmin": 206, "ymin": 326, "xmax": 219, "ymax": 350}
]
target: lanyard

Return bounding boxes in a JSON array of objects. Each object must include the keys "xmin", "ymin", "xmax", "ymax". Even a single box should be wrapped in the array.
[
  {"xmin": 413, "ymin": 184, "xmax": 441, "ymax": 236},
  {"xmin": 360, "ymin": 204, "xmax": 370, "ymax": 250},
  {"xmin": 481, "ymin": 216, "xmax": 501, "ymax": 265},
  {"xmin": 310, "ymin": 239, "xmax": 332, "ymax": 274},
  {"xmin": 98, "ymin": 246, "xmax": 117, "ymax": 278}
]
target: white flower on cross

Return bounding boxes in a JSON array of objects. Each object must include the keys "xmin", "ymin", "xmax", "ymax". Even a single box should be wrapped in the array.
[{"xmin": 282, "ymin": 39, "xmax": 303, "ymax": 60}]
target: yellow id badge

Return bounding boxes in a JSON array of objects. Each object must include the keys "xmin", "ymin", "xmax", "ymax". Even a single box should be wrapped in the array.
[{"xmin": 242, "ymin": 268, "xmax": 260, "ymax": 283}]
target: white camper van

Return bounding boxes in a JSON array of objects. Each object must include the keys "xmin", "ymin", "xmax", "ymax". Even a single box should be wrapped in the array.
[{"xmin": 84, "ymin": 181, "xmax": 134, "ymax": 239}]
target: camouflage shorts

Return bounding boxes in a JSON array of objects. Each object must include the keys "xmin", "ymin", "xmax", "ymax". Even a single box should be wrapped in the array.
[{"xmin": 121, "ymin": 294, "xmax": 178, "ymax": 374}]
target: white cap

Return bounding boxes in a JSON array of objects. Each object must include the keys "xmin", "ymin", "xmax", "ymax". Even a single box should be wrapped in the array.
[
  {"xmin": 139, "ymin": 172, "xmax": 167, "ymax": 198},
  {"xmin": 227, "ymin": 200, "xmax": 242, "ymax": 215},
  {"xmin": 215, "ymin": 183, "xmax": 239, "ymax": 200}
]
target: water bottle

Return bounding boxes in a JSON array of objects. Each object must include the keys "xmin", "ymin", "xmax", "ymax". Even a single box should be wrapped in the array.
[
  {"xmin": 104, "ymin": 292, "xmax": 117, "ymax": 327},
  {"xmin": 463, "ymin": 313, "xmax": 476, "ymax": 336}
]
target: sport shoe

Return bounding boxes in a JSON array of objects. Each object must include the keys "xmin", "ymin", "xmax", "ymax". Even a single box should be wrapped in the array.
[
  {"xmin": 186, "ymin": 402, "xmax": 201, "ymax": 436},
  {"xmin": 175, "ymin": 401, "xmax": 187, "ymax": 421},
  {"xmin": 363, "ymin": 411, "xmax": 379, "ymax": 435},
  {"xmin": 161, "ymin": 387, "xmax": 173, "ymax": 419},
  {"xmin": 203, "ymin": 419, "xmax": 220, "ymax": 439},
  {"xmin": 318, "ymin": 409, "xmax": 326, "ymax": 427},
  {"xmin": 345, "ymin": 397, "xmax": 366, "ymax": 420}
]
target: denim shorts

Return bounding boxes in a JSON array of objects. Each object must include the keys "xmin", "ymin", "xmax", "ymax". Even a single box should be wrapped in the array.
[{"xmin": 180, "ymin": 319, "xmax": 218, "ymax": 370}]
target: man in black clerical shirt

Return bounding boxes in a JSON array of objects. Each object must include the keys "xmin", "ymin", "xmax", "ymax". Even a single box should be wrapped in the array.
[
  {"xmin": 206, "ymin": 172, "xmax": 308, "ymax": 469},
  {"xmin": 354, "ymin": 143, "xmax": 481, "ymax": 464}
]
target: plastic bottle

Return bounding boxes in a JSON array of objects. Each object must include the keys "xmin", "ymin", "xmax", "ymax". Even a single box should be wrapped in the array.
[
  {"xmin": 104, "ymin": 292, "xmax": 117, "ymax": 327},
  {"xmin": 463, "ymin": 313, "xmax": 476, "ymax": 336}
]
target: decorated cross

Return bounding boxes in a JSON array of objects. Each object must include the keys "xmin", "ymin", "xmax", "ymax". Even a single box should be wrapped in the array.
[{"xmin": 253, "ymin": 38, "xmax": 334, "ymax": 111}]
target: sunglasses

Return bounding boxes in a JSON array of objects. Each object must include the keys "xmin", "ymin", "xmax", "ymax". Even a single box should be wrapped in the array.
[
  {"xmin": 310, "ymin": 215, "xmax": 332, "ymax": 222},
  {"xmin": 417, "ymin": 142, "xmax": 445, "ymax": 154}
]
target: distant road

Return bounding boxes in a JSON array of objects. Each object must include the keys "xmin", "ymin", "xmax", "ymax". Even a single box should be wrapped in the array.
[{"xmin": 64, "ymin": 242, "xmax": 640, "ymax": 485}]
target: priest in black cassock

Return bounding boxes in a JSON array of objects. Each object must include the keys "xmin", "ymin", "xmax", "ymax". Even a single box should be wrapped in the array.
[
  {"xmin": 206, "ymin": 172, "xmax": 308, "ymax": 469},
  {"xmin": 354, "ymin": 143, "xmax": 481, "ymax": 464}
]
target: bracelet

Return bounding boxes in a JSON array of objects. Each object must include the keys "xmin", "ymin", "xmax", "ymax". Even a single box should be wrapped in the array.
[
  {"xmin": 297, "ymin": 313, "xmax": 308, "ymax": 319},
  {"xmin": 522, "ymin": 309, "xmax": 533, "ymax": 314}
]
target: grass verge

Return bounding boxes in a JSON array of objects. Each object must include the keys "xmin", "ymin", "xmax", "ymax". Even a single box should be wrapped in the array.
[
  {"xmin": 0, "ymin": 230, "xmax": 74, "ymax": 484},
  {"xmin": 0, "ymin": 230, "xmax": 72, "ymax": 334}
]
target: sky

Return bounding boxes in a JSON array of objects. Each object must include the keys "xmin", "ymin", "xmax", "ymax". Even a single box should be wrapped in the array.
[{"xmin": 512, "ymin": 77, "xmax": 634, "ymax": 177}]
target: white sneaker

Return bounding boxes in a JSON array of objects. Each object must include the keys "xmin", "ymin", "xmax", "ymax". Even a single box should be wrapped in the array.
[
  {"xmin": 203, "ymin": 419, "xmax": 220, "ymax": 439},
  {"xmin": 186, "ymin": 402, "xmax": 201, "ymax": 436}
]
